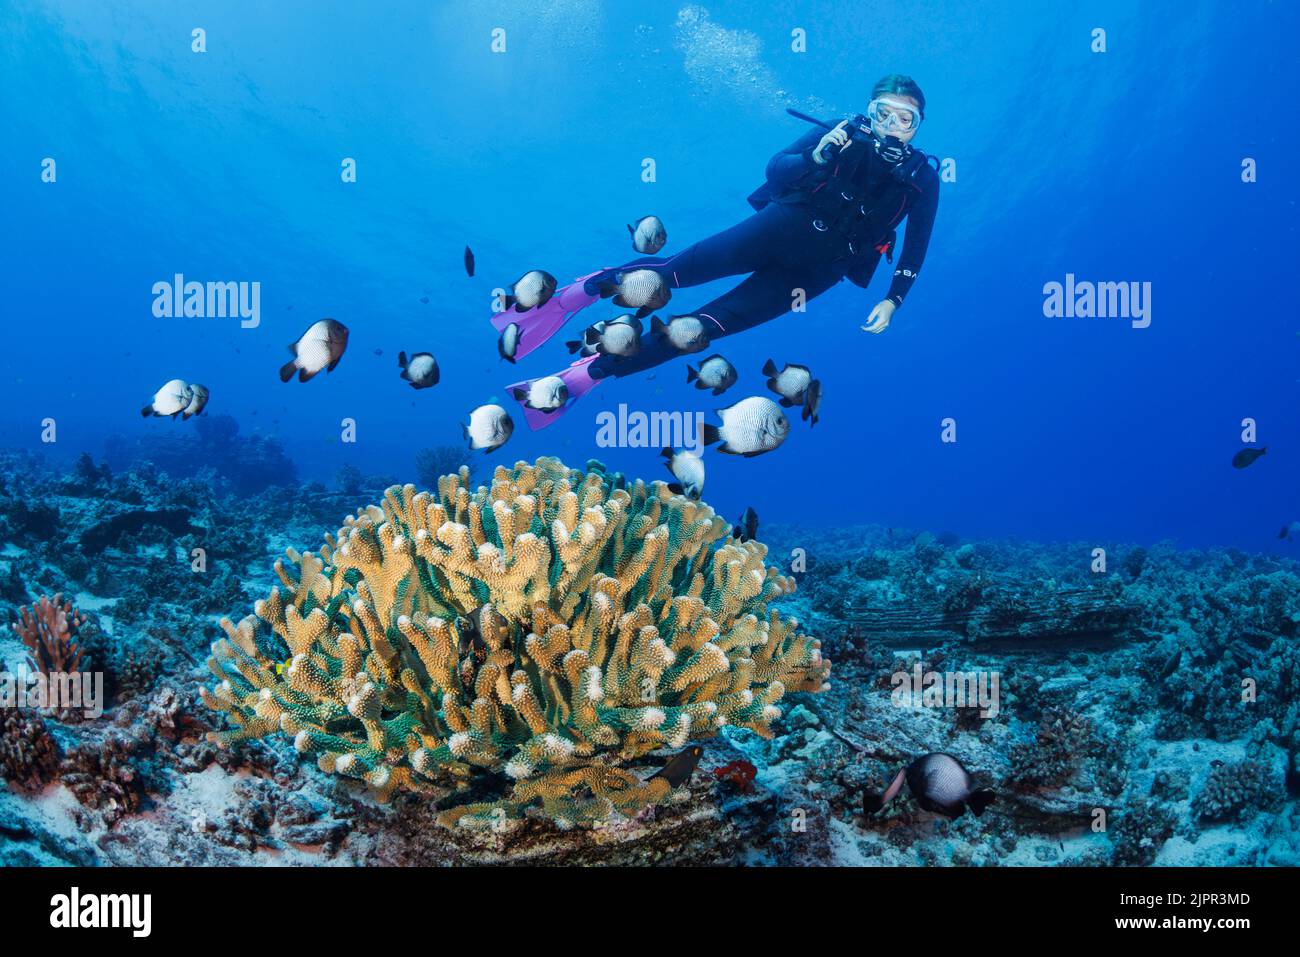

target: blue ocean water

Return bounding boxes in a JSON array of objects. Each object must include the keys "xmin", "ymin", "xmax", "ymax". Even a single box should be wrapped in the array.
[{"xmin": 2, "ymin": 0, "xmax": 1297, "ymax": 551}]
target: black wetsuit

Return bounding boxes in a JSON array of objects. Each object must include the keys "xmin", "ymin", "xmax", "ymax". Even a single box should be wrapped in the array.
[{"xmin": 591, "ymin": 124, "xmax": 940, "ymax": 379}]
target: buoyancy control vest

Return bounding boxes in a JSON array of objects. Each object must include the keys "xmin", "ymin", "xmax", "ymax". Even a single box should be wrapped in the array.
[{"xmin": 750, "ymin": 124, "xmax": 937, "ymax": 260}]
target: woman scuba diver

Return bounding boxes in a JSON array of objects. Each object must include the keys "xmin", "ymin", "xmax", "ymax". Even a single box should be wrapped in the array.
[{"xmin": 497, "ymin": 74, "xmax": 940, "ymax": 428}]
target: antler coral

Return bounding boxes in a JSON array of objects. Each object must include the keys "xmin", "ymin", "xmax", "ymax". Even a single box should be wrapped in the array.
[
  {"xmin": 203, "ymin": 457, "xmax": 830, "ymax": 829},
  {"xmin": 12, "ymin": 593, "xmax": 86, "ymax": 676}
]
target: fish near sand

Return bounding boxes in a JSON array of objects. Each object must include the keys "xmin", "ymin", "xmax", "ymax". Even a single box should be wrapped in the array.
[
  {"xmin": 703, "ymin": 396, "xmax": 790, "ymax": 457},
  {"xmin": 279, "ymin": 318, "xmax": 349, "ymax": 383},
  {"xmin": 398, "ymin": 351, "xmax": 439, "ymax": 389},
  {"xmin": 863, "ymin": 753, "xmax": 995, "ymax": 820}
]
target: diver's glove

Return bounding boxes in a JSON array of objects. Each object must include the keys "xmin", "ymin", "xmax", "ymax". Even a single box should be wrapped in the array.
[
  {"xmin": 812, "ymin": 120, "xmax": 853, "ymax": 165},
  {"xmin": 861, "ymin": 298, "xmax": 896, "ymax": 334}
]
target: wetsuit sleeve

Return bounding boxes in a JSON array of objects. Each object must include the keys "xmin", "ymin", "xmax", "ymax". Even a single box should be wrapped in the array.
[
  {"xmin": 886, "ymin": 174, "xmax": 939, "ymax": 307},
  {"xmin": 764, "ymin": 128, "xmax": 827, "ymax": 190}
]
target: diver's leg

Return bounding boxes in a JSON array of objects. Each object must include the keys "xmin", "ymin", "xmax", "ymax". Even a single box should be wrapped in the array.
[
  {"xmin": 593, "ymin": 264, "xmax": 844, "ymax": 380},
  {"xmin": 588, "ymin": 205, "xmax": 801, "ymax": 293}
]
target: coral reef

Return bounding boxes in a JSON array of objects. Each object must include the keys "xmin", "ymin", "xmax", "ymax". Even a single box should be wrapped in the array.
[
  {"xmin": 1110, "ymin": 800, "xmax": 1176, "ymax": 866},
  {"xmin": 102, "ymin": 413, "xmax": 297, "ymax": 496},
  {"xmin": 60, "ymin": 733, "xmax": 146, "ymax": 827},
  {"xmin": 0, "ymin": 448, "xmax": 1296, "ymax": 866},
  {"xmin": 0, "ymin": 710, "xmax": 60, "ymax": 790},
  {"xmin": 11, "ymin": 593, "xmax": 86, "ymax": 675},
  {"xmin": 1191, "ymin": 758, "xmax": 1281, "ymax": 823},
  {"xmin": 203, "ymin": 456, "xmax": 830, "ymax": 829}
]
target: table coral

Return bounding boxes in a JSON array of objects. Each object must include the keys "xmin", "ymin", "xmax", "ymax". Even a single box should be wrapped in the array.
[{"xmin": 203, "ymin": 456, "xmax": 830, "ymax": 829}]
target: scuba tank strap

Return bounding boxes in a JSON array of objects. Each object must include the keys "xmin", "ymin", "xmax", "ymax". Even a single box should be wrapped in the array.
[{"xmin": 890, "ymin": 147, "xmax": 935, "ymax": 192}]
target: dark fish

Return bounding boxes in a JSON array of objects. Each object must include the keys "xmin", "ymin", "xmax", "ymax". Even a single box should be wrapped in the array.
[
  {"xmin": 1281, "ymin": 521, "xmax": 1300, "ymax": 541},
  {"xmin": 863, "ymin": 753, "xmax": 995, "ymax": 820},
  {"xmin": 1159, "ymin": 648, "xmax": 1182, "ymax": 680},
  {"xmin": 463, "ymin": 245, "xmax": 475, "ymax": 277},
  {"xmin": 419, "ymin": 296, "xmax": 430, "ymax": 304},
  {"xmin": 1287, "ymin": 749, "xmax": 1300, "ymax": 799},
  {"xmin": 802, "ymin": 378, "xmax": 822, "ymax": 426},
  {"xmin": 373, "ymin": 348, "xmax": 383, "ymax": 356},
  {"xmin": 459, "ymin": 603, "xmax": 508, "ymax": 654},
  {"xmin": 732, "ymin": 506, "xmax": 759, "ymax": 542},
  {"xmin": 1232, "ymin": 447, "xmax": 1267, "ymax": 469},
  {"xmin": 650, "ymin": 745, "xmax": 704, "ymax": 787}
]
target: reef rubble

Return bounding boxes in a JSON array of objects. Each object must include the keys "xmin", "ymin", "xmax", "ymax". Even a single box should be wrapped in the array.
[{"xmin": 1, "ymin": 449, "xmax": 1297, "ymax": 866}]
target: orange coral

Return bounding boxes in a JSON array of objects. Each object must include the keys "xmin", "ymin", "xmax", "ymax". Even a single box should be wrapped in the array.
[{"xmin": 12, "ymin": 593, "xmax": 86, "ymax": 676}]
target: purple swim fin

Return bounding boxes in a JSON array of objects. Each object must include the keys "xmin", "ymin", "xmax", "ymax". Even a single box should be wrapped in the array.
[
  {"xmin": 491, "ymin": 270, "xmax": 607, "ymax": 361},
  {"xmin": 506, "ymin": 355, "xmax": 602, "ymax": 431}
]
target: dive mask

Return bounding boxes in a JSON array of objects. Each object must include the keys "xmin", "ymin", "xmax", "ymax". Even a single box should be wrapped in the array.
[{"xmin": 865, "ymin": 97, "xmax": 922, "ymax": 134}]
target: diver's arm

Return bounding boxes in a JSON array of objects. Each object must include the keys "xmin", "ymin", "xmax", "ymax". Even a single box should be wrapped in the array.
[
  {"xmin": 863, "ymin": 173, "xmax": 940, "ymax": 334},
  {"xmin": 884, "ymin": 176, "xmax": 940, "ymax": 307},
  {"xmin": 764, "ymin": 128, "xmax": 829, "ymax": 189}
]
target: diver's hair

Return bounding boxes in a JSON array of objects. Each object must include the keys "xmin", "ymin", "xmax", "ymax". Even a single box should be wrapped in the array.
[{"xmin": 870, "ymin": 74, "xmax": 926, "ymax": 117}]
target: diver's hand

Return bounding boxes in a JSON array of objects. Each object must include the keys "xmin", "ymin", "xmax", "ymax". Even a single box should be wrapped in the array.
[
  {"xmin": 813, "ymin": 121, "xmax": 852, "ymax": 165},
  {"xmin": 861, "ymin": 299, "xmax": 896, "ymax": 334}
]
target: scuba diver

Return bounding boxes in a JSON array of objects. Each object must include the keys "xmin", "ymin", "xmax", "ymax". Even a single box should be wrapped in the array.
[{"xmin": 496, "ymin": 74, "xmax": 940, "ymax": 428}]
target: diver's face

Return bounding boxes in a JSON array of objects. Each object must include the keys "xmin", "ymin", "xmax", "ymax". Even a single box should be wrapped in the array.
[{"xmin": 869, "ymin": 95, "xmax": 921, "ymax": 143}]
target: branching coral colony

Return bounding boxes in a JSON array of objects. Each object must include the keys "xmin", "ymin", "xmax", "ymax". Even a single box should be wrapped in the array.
[
  {"xmin": 12, "ymin": 593, "xmax": 86, "ymax": 675},
  {"xmin": 203, "ymin": 457, "xmax": 830, "ymax": 829}
]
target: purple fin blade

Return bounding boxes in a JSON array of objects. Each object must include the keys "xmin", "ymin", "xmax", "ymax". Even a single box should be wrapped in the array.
[
  {"xmin": 489, "ymin": 271, "xmax": 606, "ymax": 359},
  {"xmin": 506, "ymin": 356, "xmax": 602, "ymax": 431}
]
